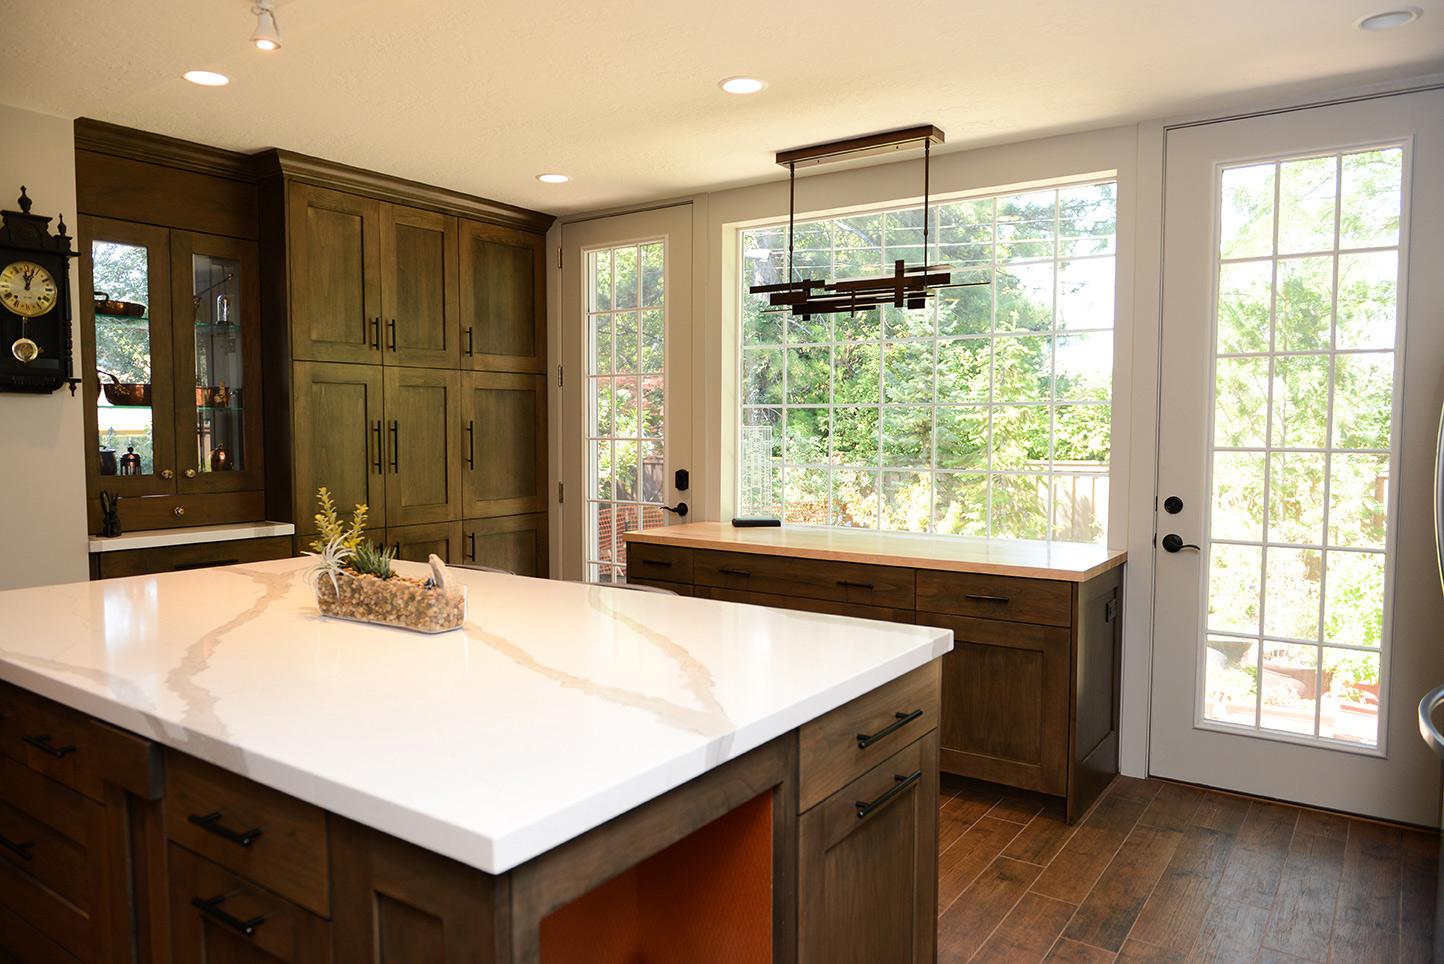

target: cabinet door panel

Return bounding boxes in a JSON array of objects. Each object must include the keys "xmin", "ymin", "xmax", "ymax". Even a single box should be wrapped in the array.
[
  {"xmin": 798, "ymin": 730, "xmax": 937, "ymax": 964},
  {"xmin": 381, "ymin": 205, "xmax": 459, "ymax": 368},
  {"xmin": 462, "ymin": 513, "xmax": 547, "ymax": 576},
  {"xmin": 459, "ymin": 220, "xmax": 545, "ymax": 372},
  {"xmin": 384, "ymin": 368, "xmax": 460, "ymax": 526},
  {"xmin": 292, "ymin": 362, "xmax": 386, "ymax": 534},
  {"xmin": 387, "ymin": 522, "xmax": 463, "ymax": 564},
  {"xmin": 288, "ymin": 184, "xmax": 381, "ymax": 364},
  {"xmin": 925, "ymin": 613, "xmax": 1070, "ymax": 795},
  {"xmin": 462, "ymin": 371, "xmax": 546, "ymax": 518}
]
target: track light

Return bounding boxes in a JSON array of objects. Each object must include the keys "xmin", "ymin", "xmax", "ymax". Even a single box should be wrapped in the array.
[{"xmin": 250, "ymin": 0, "xmax": 281, "ymax": 51}]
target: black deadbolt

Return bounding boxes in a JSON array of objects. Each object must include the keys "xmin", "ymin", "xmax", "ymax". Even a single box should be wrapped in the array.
[
  {"xmin": 1163, "ymin": 495, "xmax": 1183, "ymax": 514},
  {"xmin": 674, "ymin": 468, "xmax": 689, "ymax": 492}
]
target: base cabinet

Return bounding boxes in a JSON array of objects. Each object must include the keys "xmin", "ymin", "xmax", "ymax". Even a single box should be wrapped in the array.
[{"xmin": 799, "ymin": 730, "xmax": 938, "ymax": 964}]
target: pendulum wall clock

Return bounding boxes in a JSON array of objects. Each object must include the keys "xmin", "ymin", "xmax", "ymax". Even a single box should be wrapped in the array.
[{"xmin": 0, "ymin": 185, "xmax": 80, "ymax": 394}]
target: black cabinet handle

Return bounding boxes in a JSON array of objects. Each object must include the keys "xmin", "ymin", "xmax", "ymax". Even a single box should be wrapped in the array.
[
  {"xmin": 640, "ymin": 559, "xmax": 673, "ymax": 568},
  {"xmin": 0, "ymin": 833, "xmax": 35, "ymax": 861},
  {"xmin": 392, "ymin": 543, "xmax": 401, "ymax": 557},
  {"xmin": 855, "ymin": 770, "xmax": 922, "ymax": 820},
  {"xmin": 173, "ymin": 559, "xmax": 239, "ymax": 571},
  {"xmin": 187, "ymin": 811, "xmax": 263, "ymax": 848},
  {"xmin": 387, "ymin": 319, "xmax": 397, "ymax": 352},
  {"xmin": 369, "ymin": 317, "xmax": 380, "ymax": 350},
  {"xmin": 372, "ymin": 420, "xmax": 383, "ymax": 473},
  {"xmin": 191, "ymin": 894, "xmax": 266, "ymax": 938},
  {"xmin": 465, "ymin": 420, "xmax": 475, "ymax": 469},
  {"xmin": 856, "ymin": 709, "xmax": 924, "ymax": 749},
  {"xmin": 389, "ymin": 420, "xmax": 399, "ymax": 473},
  {"xmin": 466, "ymin": 532, "xmax": 476, "ymax": 561},
  {"xmin": 965, "ymin": 593, "xmax": 1010, "ymax": 604},
  {"xmin": 22, "ymin": 734, "xmax": 76, "ymax": 759},
  {"xmin": 718, "ymin": 566, "xmax": 752, "ymax": 577},
  {"xmin": 837, "ymin": 579, "xmax": 875, "ymax": 590},
  {"xmin": 465, "ymin": 326, "xmax": 474, "ymax": 356}
]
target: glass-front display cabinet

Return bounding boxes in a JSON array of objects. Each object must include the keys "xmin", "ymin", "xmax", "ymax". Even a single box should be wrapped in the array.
[{"xmin": 81, "ymin": 216, "xmax": 264, "ymax": 531}]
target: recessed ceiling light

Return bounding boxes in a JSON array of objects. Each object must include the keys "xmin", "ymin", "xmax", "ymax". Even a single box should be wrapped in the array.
[
  {"xmin": 183, "ymin": 70, "xmax": 230, "ymax": 86},
  {"xmin": 250, "ymin": 0, "xmax": 282, "ymax": 50},
  {"xmin": 1356, "ymin": 7, "xmax": 1421, "ymax": 30},
  {"xmin": 536, "ymin": 173, "xmax": 569, "ymax": 184},
  {"xmin": 719, "ymin": 76, "xmax": 767, "ymax": 95}
]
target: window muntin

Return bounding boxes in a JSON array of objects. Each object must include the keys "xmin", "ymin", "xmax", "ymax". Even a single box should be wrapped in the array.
[{"xmin": 738, "ymin": 181, "xmax": 1117, "ymax": 544}]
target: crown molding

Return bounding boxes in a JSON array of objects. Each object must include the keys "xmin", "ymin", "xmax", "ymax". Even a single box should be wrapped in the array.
[
  {"xmin": 254, "ymin": 148, "xmax": 555, "ymax": 234},
  {"xmin": 74, "ymin": 118, "xmax": 257, "ymax": 182}
]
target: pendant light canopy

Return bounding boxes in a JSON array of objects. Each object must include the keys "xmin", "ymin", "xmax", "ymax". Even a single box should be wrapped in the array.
[{"xmin": 749, "ymin": 125, "xmax": 987, "ymax": 319}]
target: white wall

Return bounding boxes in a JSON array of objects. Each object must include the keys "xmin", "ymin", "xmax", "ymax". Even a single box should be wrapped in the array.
[{"xmin": 0, "ymin": 105, "xmax": 89, "ymax": 589}]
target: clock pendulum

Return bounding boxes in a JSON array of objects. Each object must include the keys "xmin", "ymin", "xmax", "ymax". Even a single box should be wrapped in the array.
[{"xmin": 11, "ymin": 318, "xmax": 39, "ymax": 363}]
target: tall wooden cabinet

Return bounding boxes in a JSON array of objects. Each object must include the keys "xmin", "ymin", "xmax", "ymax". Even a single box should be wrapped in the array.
[{"xmin": 259, "ymin": 153, "xmax": 553, "ymax": 576}]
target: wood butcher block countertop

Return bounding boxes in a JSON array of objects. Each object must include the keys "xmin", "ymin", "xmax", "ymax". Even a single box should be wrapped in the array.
[{"xmin": 626, "ymin": 522, "xmax": 1127, "ymax": 582}]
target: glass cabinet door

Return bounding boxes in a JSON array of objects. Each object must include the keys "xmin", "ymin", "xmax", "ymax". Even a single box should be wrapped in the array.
[
  {"xmin": 173, "ymin": 232, "xmax": 262, "ymax": 492},
  {"xmin": 83, "ymin": 218, "xmax": 174, "ymax": 495}
]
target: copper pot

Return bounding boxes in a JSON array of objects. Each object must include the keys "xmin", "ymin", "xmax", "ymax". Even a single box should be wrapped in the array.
[
  {"xmin": 195, "ymin": 384, "xmax": 239, "ymax": 408},
  {"xmin": 98, "ymin": 370, "xmax": 151, "ymax": 406},
  {"xmin": 92, "ymin": 291, "xmax": 146, "ymax": 317}
]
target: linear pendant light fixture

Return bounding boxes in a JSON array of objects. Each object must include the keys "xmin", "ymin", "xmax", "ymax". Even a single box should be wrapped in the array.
[{"xmin": 749, "ymin": 125, "xmax": 987, "ymax": 319}]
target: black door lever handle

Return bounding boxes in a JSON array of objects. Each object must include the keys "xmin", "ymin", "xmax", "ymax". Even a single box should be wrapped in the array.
[
  {"xmin": 1161, "ymin": 534, "xmax": 1201, "ymax": 553},
  {"xmin": 661, "ymin": 502, "xmax": 688, "ymax": 517}
]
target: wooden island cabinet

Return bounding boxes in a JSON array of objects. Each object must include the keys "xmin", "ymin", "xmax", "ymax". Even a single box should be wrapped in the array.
[
  {"xmin": 0, "ymin": 557, "xmax": 950, "ymax": 963},
  {"xmin": 626, "ymin": 522, "xmax": 1127, "ymax": 822}
]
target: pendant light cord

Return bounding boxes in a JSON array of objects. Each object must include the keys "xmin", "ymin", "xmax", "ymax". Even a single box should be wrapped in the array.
[{"xmin": 923, "ymin": 139, "xmax": 931, "ymax": 267}]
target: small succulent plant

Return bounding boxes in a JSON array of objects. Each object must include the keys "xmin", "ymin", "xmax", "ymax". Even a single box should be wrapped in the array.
[
  {"xmin": 309, "ymin": 486, "xmax": 367, "ymax": 555},
  {"xmin": 349, "ymin": 540, "xmax": 395, "ymax": 581}
]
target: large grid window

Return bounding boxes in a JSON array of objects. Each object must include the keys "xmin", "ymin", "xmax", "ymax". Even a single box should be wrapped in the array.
[
  {"xmin": 1201, "ymin": 147, "xmax": 1405, "ymax": 749},
  {"xmin": 738, "ymin": 181, "xmax": 1117, "ymax": 543}
]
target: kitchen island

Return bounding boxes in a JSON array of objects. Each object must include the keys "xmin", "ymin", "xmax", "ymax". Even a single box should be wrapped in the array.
[{"xmin": 0, "ymin": 557, "xmax": 951, "ymax": 963}]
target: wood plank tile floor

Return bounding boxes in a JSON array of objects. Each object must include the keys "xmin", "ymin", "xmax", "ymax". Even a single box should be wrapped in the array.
[{"xmin": 937, "ymin": 774, "xmax": 1438, "ymax": 963}]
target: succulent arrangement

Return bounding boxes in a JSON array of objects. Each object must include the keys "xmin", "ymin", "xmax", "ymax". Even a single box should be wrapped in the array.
[{"xmin": 306, "ymin": 487, "xmax": 465, "ymax": 633}]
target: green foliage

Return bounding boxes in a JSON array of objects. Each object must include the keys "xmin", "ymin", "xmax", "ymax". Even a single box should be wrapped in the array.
[
  {"xmin": 309, "ymin": 487, "xmax": 368, "ymax": 554},
  {"xmin": 349, "ymin": 541, "xmax": 395, "ymax": 580}
]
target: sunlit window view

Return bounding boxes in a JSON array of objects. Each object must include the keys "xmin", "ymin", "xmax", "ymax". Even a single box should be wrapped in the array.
[
  {"xmin": 1202, "ymin": 147, "xmax": 1404, "ymax": 748},
  {"xmin": 738, "ymin": 182, "xmax": 1116, "ymax": 543},
  {"xmin": 587, "ymin": 241, "xmax": 666, "ymax": 582}
]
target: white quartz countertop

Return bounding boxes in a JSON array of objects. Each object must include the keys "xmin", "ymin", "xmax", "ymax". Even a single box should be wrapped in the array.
[
  {"xmin": 0, "ymin": 557, "xmax": 951, "ymax": 874},
  {"xmin": 88, "ymin": 521, "xmax": 296, "ymax": 553}
]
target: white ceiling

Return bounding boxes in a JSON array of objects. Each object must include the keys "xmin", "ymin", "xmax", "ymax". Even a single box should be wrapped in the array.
[{"xmin": 4, "ymin": 0, "xmax": 1441, "ymax": 216}]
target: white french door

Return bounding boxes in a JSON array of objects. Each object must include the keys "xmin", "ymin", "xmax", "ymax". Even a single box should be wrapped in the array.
[
  {"xmin": 1150, "ymin": 88, "xmax": 1444, "ymax": 824},
  {"xmin": 559, "ymin": 206, "xmax": 694, "ymax": 582}
]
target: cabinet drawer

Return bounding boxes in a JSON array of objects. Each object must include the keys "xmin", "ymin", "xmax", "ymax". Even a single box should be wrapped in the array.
[
  {"xmin": 0, "ymin": 682, "xmax": 161, "ymax": 802},
  {"xmin": 798, "ymin": 661, "xmax": 940, "ymax": 813},
  {"xmin": 625, "ymin": 578, "xmax": 694, "ymax": 597},
  {"xmin": 695, "ymin": 550, "xmax": 915, "ymax": 609},
  {"xmin": 694, "ymin": 585, "xmax": 910, "ymax": 623},
  {"xmin": 95, "ymin": 535, "xmax": 293, "ymax": 580},
  {"xmin": 798, "ymin": 730, "xmax": 937, "ymax": 964},
  {"xmin": 164, "ymin": 752, "xmax": 330, "ymax": 916},
  {"xmin": 168, "ymin": 844, "xmax": 331, "ymax": 964},
  {"xmin": 0, "ymin": 756, "xmax": 102, "ymax": 916},
  {"xmin": 915, "ymin": 569, "xmax": 1072, "ymax": 627},
  {"xmin": 626, "ymin": 541, "xmax": 694, "ymax": 583}
]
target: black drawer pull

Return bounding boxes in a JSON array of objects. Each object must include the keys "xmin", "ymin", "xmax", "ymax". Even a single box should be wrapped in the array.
[
  {"xmin": 191, "ymin": 893, "xmax": 266, "ymax": 938},
  {"xmin": 0, "ymin": 834, "xmax": 35, "ymax": 861},
  {"xmin": 188, "ymin": 811, "xmax": 263, "ymax": 848},
  {"xmin": 466, "ymin": 531, "xmax": 476, "ymax": 562},
  {"xmin": 640, "ymin": 558, "xmax": 673, "ymax": 568},
  {"xmin": 465, "ymin": 420, "xmax": 475, "ymax": 469},
  {"xmin": 855, "ymin": 770, "xmax": 923, "ymax": 820},
  {"xmin": 22, "ymin": 734, "xmax": 76, "ymax": 759},
  {"xmin": 174, "ymin": 559, "xmax": 239, "ymax": 571},
  {"xmin": 389, "ymin": 420, "xmax": 400, "ymax": 473},
  {"xmin": 965, "ymin": 593, "xmax": 1010, "ymax": 604},
  {"xmin": 837, "ymin": 579, "xmax": 875, "ymax": 590},
  {"xmin": 856, "ymin": 709, "xmax": 924, "ymax": 749},
  {"xmin": 387, "ymin": 318, "xmax": 398, "ymax": 352},
  {"xmin": 369, "ymin": 317, "xmax": 381, "ymax": 351},
  {"xmin": 372, "ymin": 420, "xmax": 383, "ymax": 473},
  {"xmin": 465, "ymin": 326, "xmax": 474, "ymax": 356},
  {"xmin": 719, "ymin": 566, "xmax": 752, "ymax": 577}
]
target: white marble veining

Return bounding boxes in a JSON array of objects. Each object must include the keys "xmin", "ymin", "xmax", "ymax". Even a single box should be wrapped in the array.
[
  {"xmin": 0, "ymin": 558, "xmax": 951, "ymax": 873},
  {"xmin": 88, "ymin": 521, "xmax": 296, "ymax": 553}
]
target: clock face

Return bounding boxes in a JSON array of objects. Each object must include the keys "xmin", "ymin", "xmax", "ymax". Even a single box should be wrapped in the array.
[{"xmin": 0, "ymin": 260, "xmax": 58, "ymax": 318}]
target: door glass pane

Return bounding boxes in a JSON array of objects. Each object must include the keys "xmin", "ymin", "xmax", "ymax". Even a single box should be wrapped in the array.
[
  {"xmin": 587, "ymin": 241, "xmax": 666, "ymax": 583},
  {"xmin": 192, "ymin": 252, "xmax": 246, "ymax": 473},
  {"xmin": 93, "ymin": 240, "xmax": 156, "ymax": 476},
  {"xmin": 1202, "ymin": 146, "xmax": 1404, "ymax": 749}
]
